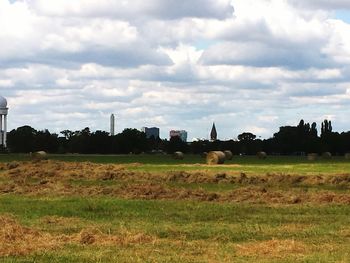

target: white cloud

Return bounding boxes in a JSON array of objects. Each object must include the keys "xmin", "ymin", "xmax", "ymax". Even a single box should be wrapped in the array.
[
  {"xmin": 28, "ymin": 0, "xmax": 234, "ymax": 20},
  {"xmin": 288, "ymin": 0, "xmax": 350, "ymax": 10},
  {"xmin": 0, "ymin": 0, "xmax": 172, "ymax": 67},
  {"xmin": 1, "ymin": 0, "xmax": 350, "ymax": 138}
]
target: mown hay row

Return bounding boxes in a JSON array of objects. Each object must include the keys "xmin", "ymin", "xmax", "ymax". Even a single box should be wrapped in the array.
[
  {"xmin": 0, "ymin": 214, "xmax": 157, "ymax": 256},
  {"xmin": 75, "ymin": 228, "xmax": 155, "ymax": 246},
  {"xmin": 236, "ymin": 239, "xmax": 307, "ymax": 258},
  {"xmin": 0, "ymin": 214, "xmax": 61, "ymax": 256}
]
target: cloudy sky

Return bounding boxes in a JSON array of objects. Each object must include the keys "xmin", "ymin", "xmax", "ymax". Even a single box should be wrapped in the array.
[{"xmin": 1, "ymin": 0, "xmax": 350, "ymax": 140}]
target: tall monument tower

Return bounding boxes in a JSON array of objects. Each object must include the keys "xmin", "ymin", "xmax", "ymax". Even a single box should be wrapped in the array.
[
  {"xmin": 110, "ymin": 114, "xmax": 115, "ymax": 136},
  {"xmin": 0, "ymin": 96, "xmax": 8, "ymax": 147}
]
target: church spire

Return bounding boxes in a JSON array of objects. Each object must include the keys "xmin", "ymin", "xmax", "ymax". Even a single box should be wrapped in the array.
[{"xmin": 210, "ymin": 122, "xmax": 217, "ymax": 141}]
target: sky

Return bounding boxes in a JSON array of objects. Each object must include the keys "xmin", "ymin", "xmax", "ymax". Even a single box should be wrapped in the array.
[{"xmin": 1, "ymin": 0, "xmax": 350, "ymax": 140}]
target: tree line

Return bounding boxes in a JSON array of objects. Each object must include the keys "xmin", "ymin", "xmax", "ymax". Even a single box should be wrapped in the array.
[{"xmin": 6, "ymin": 119, "xmax": 350, "ymax": 155}]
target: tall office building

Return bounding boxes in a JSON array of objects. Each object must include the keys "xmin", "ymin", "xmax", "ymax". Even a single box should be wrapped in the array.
[
  {"xmin": 170, "ymin": 130, "xmax": 188, "ymax": 142},
  {"xmin": 142, "ymin": 127, "xmax": 160, "ymax": 139}
]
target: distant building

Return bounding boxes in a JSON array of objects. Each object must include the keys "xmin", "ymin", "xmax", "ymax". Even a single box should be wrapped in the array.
[
  {"xmin": 210, "ymin": 123, "xmax": 217, "ymax": 141},
  {"xmin": 142, "ymin": 127, "xmax": 160, "ymax": 139},
  {"xmin": 170, "ymin": 130, "xmax": 187, "ymax": 142}
]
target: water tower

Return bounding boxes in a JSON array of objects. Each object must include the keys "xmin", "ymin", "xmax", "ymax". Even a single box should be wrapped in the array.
[{"xmin": 0, "ymin": 96, "xmax": 8, "ymax": 147}]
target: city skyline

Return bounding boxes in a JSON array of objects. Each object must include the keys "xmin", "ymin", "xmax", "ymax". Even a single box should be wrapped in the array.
[{"xmin": 1, "ymin": 0, "xmax": 350, "ymax": 140}]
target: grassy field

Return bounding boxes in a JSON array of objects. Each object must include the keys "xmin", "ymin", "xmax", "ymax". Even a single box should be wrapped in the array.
[
  {"xmin": 1, "ymin": 154, "xmax": 350, "ymax": 262},
  {"xmin": 2, "ymin": 153, "xmax": 350, "ymax": 174}
]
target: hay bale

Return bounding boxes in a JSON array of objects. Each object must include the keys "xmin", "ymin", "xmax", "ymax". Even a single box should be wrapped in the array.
[
  {"xmin": 345, "ymin": 153, "xmax": 350, "ymax": 160},
  {"xmin": 31, "ymin": 151, "xmax": 48, "ymax": 160},
  {"xmin": 307, "ymin": 153, "xmax": 318, "ymax": 161},
  {"xmin": 173, "ymin": 151, "xmax": 184, "ymax": 160},
  {"xmin": 224, "ymin": 150, "xmax": 233, "ymax": 160},
  {"xmin": 206, "ymin": 151, "xmax": 226, "ymax": 165},
  {"xmin": 257, "ymin": 151, "xmax": 267, "ymax": 159},
  {"xmin": 322, "ymin": 152, "xmax": 332, "ymax": 159}
]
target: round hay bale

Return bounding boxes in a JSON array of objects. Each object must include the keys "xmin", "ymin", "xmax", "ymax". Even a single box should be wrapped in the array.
[
  {"xmin": 31, "ymin": 151, "xmax": 48, "ymax": 160},
  {"xmin": 345, "ymin": 153, "xmax": 350, "ymax": 160},
  {"xmin": 257, "ymin": 151, "xmax": 267, "ymax": 159},
  {"xmin": 322, "ymin": 152, "xmax": 332, "ymax": 159},
  {"xmin": 206, "ymin": 151, "xmax": 226, "ymax": 165},
  {"xmin": 307, "ymin": 153, "xmax": 318, "ymax": 161},
  {"xmin": 224, "ymin": 150, "xmax": 233, "ymax": 160},
  {"xmin": 200, "ymin": 152, "xmax": 208, "ymax": 158},
  {"xmin": 173, "ymin": 151, "xmax": 184, "ymax": 160}
]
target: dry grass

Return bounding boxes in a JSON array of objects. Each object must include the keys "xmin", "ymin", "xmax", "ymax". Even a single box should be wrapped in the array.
[
  {"xmin": 74, "ymin": 228, "xmax": 156, "ymax": 246},
  {"xmin": 1, "ymin": 160, "xmax": 350, "ymax": 205},
  {"xmin": 2, "ymin": 160, "xmax": 350, "ymax": 185},
  {"xmin": 236, "ymin": 239, "xmax": 308, "ymax": 258},
  {"xmin": 225, "ymin": 187, "xmax": 350, "ymax": 204},
  {"xmin": 1, "ymin": 159, "xmax": 349, "ymax": 262},
  {"xmin": 3, "ymin": 160, "xmax": 128, "ymax": 180},
  {"xmin": 0, "ymin": 214, "xmax": 62, "ymax": 256},
  {"xmin": 0, "ymin": 213, "xmax": 157, "ymax": 257}
]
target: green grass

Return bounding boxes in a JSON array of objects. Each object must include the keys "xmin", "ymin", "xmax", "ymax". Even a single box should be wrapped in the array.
[
  {"xmin": 1, "ymin": 154, "xmax": 350, "ymax": 262},
  {"xmin": 1, "ymin": 153, "xmax": 350, "ymax": 175},
  {"xmin": 129, "ymin": 162, "xmax": 350, "ymax": 175},
  {"xmin": 1, "ymin": 196, "xmax": 349, "ymax": 241},
  {"xmin": 1, "ymin": 153, "xmax": 348, "ymax": 164},
  {"xmin": 1, "ymin": 196, "xmax": 350, "ymax": 262}
]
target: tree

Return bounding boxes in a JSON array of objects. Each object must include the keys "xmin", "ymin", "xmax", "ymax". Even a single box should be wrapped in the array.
[
  {"xmin": 7, "ymin": 126, "xmax": 59, "ymax": 153},
  {"xmin": 116, "ymin": 128, "xmax": 149, "ymax": 154},
  {"xmin": 310, "ymin": 122, "xmax": 317, "ymax": 138},
  {"xmin": 273, "ymin": 126, "xmax": 299, "ymax": 154},
  {"xmin": 34, "ymin": 129, "xmax": 59, "ymax": 152},
  {"xmin": 321, "ymin": 120, "xmax": 332, "ymax": 137},
  {"xmin": 67, "ymin": 127, "xmax": 92, "ymax": 153},
  {"xmin": 89, "ymin": 130, "xmax": 112, "ymax": 153},
  {"xmin": 7, "ymin": 125, "xmax": 37, "ymax": 152},
  {"xmin": 166, "ymin": 136, "xmax": 188, "ymax": 154},
  {"xmin": 60, "ymin": 130, "xmax": 74, "ymax": 140},
  {"xmin": 238, "ymin": 132, "xmax": 256, "ymax": 141}
]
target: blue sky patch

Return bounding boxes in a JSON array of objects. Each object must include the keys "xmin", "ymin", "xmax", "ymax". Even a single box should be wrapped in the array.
[
  {"xmin": 335, "ymin": 10, "xmax": 350, "ymax": 23},
  {"xmin": 195, "ymin": 40, "xmax": 217, "ymax": 50}
]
